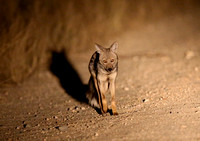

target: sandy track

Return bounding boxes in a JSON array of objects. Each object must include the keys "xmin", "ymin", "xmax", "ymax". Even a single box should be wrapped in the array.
[{"xmin": 0, "ymin": 16, "xmax": 200, "ymax": 140}]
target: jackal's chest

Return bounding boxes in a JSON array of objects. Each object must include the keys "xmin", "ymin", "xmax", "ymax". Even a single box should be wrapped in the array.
[{"xmin": 97, "ymin": 71, "xmax": 117, "ymax": 82}]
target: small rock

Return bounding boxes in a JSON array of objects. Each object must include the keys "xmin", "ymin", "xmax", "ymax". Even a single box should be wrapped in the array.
[
  {"xmin": 67, "ymin": 107, "xmax": 74, "ymax": 111},
  {"xmin": 53, "ymin": 116, "xmax": 58, "ymax": 119},
  {"xmin": 56, "ymin": 126, "xmax": 68, "ymax": 132},
  {"xmin": 72, "ymin": 110, "xmax": 76, "ymax": 113},
  {"xmin": 124, "ymin": 105, "xmax": 128, "ymax": 108},
  {"xmin": 23, "ymin": 124, "xmax": 27, "ymax": 128},
  {"xmin": 142, "ymin": 99, "xmax": 149, "ymax": 103},
  {"xmin": 123, "ymin": 87, "xmax": 129, "ymax": 91},
  {"xmin": 95, "ymin": 132, "xmax": 99, "ymax": 136},
  {"xmin": 39, "ymin": 106, "xmax": 44, "ymax": 110},
  {"xmin": 81, "ymin": 107, "xmax": 86, "ymax": 110},
  {"xmin": 23, "ymin": 123, "xmax": 31, "ymax": 128},
  {"xmin": 45, "ymin": 118, "xmax": 50, "ymax": 121},
  {"xmin": 75, "ymin": 106, "xmax": 79, "ymax": 110},
  {"xmin": 16, "ymin": 126, "xmax": 21, "ymax": 130},
  {"xmin": 185, "ymin": 50, "xmax": 195, "ymax": 60},
  {"xmin": 90, "ymin": 120, "xmax": 94, "ymax": 123}
]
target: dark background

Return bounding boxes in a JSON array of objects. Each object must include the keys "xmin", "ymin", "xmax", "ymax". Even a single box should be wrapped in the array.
[{"xmin": 0, "ymin": 0, "xmax": 199, "ymax": 84}]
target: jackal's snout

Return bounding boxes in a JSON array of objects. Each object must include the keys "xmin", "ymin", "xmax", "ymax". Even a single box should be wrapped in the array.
[{"xmin": 107, "ymin": 68, "xmax": 113, "ymax": 72}]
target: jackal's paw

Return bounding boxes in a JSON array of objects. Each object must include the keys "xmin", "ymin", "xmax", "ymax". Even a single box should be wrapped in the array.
[
  {"xmin": 103, "ymin": 107, "xmax": 108, "ymax": 113},
  {"xmin": 112, "ymin": 111, "xmax": 118, "ymax": 115}
]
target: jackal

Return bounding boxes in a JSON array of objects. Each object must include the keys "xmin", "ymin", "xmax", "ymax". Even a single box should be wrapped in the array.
[{"xmin": 86, "ymin": 42, "xmax": 118, "ymax": 115}]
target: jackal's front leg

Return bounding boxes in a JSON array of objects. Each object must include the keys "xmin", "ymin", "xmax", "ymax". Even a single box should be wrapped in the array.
[
  {"xmin": 98, "ymin": 80, "xmax": 108, "ymax": 114},
  {"xmin": 90, "ymin": 70, "xmax": 104, "ymax": 114},
  {"xmin": 110, "ymin": 79, "xmax": 118, "ymax": 115}
]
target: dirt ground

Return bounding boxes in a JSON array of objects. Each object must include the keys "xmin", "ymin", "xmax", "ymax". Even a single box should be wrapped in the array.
[{"xmin": 0, "ymin": 15, "xmax": 200, "ymax": 140}]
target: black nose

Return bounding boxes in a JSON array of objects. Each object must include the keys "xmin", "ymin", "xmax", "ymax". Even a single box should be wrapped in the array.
[{"xmin": 108, "ymin": 68, "xmax": 112, "ymax": 72}]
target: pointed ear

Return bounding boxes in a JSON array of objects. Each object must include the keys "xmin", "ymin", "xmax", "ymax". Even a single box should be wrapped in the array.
[
  {"xmin": 110, "ymin": 42, "xmax": 118, "ymax": 53},
  {"xmin": 95, "ymin": 43, "xmax": 104, "ymax": 54}
]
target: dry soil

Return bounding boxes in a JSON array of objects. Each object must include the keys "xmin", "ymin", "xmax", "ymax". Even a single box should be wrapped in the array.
[{"xmin": 0, "ymin": 15, "xmax": 200, "ymax": 141}]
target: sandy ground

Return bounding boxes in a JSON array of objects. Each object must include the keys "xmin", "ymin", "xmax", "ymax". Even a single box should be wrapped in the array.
[{"xmin": 0, "ymin": 15, "xmax": 200, "ymax": 140}]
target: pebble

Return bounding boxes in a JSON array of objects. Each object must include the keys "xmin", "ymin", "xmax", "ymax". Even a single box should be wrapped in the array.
[
  {"xmin": 90, "ymin": 120, "xmax": 94, "ymax": 123},
  {"xmin": 75, "ymin": 106, "xmax": 79, "ymax": 110},
  {"xmin": 39, "ymin": 106, "xmax": 44, "ymax": 110},
  {"xmin": 16, "ymin": 126, "xmax": 21, "ymax": 129},
  {"xmin": 81, "ymin": 107, "xmax": 86, "ymax": 110},
  {"xmin": 23, "ymin": 124, "xmax": 27, "ymax": 128},
  {"xmin": 185, "ymin": 50, "xmax": 195, "ymax": 59},
  {"xmin": 53, "ymin": 116, "xmax": 58, "ymax": 119},
  {"xmin": 72, "ymin": 110, "xmax": 76, "ymax": 113},
  {"xmin": 67, "ymin": 107, "xmax": 74, "ymax": 111},
  {"xmin": 56, "ymin": 125, "xmax": 68, "ymax": 131},
  {"xmin": 124, "ymin": 87, "xmax": 129, "ymax": 91},
  {"xmin": 124, "ymin": 105, "xmax": 129, "ymax": 108},
  {"xmin": 45, "ymin": 118, "xmax": 50, "ymax": 121},
  {"xmin": 95, "ymin": 132, "xmax": 99, "ymax": 136},
  {"xmin": 142, "ymin": 99, "xmax": 149, "ymax": 103}
]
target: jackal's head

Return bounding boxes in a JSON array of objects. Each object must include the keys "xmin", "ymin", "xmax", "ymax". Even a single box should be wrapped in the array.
[{"xmin": 95, "ymin": 42, "xmax": 118, "ymax": 72}]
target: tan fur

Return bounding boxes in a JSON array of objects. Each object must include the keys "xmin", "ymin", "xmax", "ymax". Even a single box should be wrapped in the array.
[{"xmin": 86, "ymin": 42, "xmax": 118, "ymax": 115}]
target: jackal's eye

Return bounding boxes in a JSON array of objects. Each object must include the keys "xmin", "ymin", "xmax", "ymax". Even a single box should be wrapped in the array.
[
  {"xmin": 111, "ymin": 59, "xmax": 114, "ymax": 62},
  {"xmin": 103, "ymin": 60, "xmax": 107, "ymax": 63}
]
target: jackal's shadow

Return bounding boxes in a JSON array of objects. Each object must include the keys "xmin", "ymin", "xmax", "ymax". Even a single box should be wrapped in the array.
[{"xmin": 50, "ymin": 51, "xmax": 87, "ymax": 103}]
